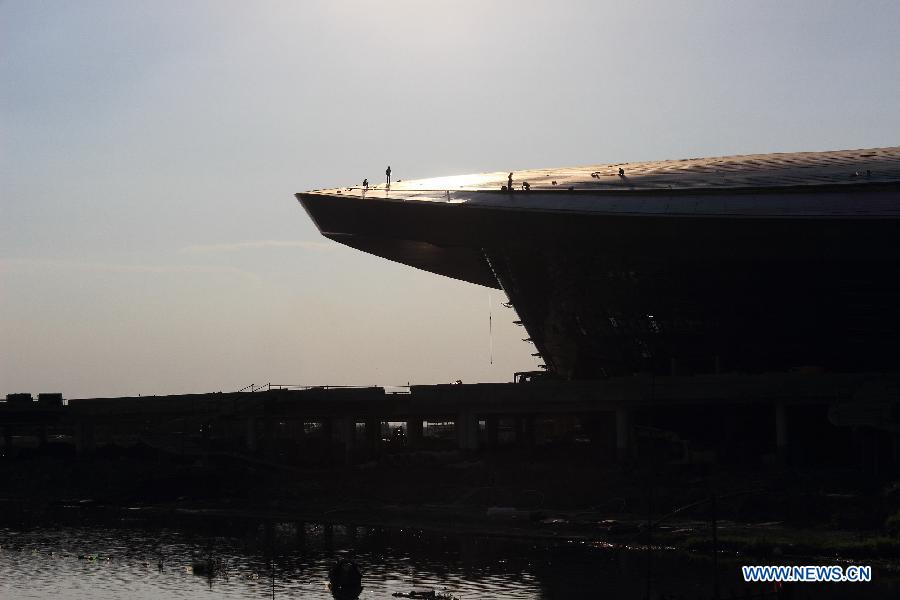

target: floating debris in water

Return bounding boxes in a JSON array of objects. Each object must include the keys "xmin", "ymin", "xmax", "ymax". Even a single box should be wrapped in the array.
[
  {"xmin": 328, "ymin": 559, "xmax": 362, "ymax": 600},
  {"xmin": 392, "ymin": 590, "xmax": 459, "ymax": 600}
]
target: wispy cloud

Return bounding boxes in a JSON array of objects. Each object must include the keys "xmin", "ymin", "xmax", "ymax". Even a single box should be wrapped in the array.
[
  {"xmin": 179, "ymin": 240, "xmax": 336, "ymax": 254},
  {"xmin": 0, "ymin": 257, "xmax": 259, "ymax": 281}
]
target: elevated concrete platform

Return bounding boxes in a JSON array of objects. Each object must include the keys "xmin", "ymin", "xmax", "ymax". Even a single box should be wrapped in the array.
[{"xmin": 2, "ymin": 373, "xmax": 898, "ymax": 468}]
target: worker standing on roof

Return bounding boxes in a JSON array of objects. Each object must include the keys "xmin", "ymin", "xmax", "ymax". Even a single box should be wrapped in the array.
[
  {"xmin": 386, "ymin": 165, "xmax": 391, "ymax": 187},
  {"xmin": 508, "ymin": 172, "xmax": 513, "ymax": 191}
]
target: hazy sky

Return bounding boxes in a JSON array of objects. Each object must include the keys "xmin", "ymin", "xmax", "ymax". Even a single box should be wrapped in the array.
[{"xmin": 2, "ymin": 1, "xmax": 899, "ymax": 398}]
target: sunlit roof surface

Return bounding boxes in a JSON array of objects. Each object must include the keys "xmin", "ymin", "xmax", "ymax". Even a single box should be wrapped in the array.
[{"xmin": 305, "ymin": 147, "xmax": 900, "ymax": 198}]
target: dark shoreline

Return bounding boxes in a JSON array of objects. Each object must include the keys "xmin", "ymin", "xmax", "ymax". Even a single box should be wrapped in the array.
[{"xmin": 3, "ymin": 450, "xmax": 899, "ymax": 569}]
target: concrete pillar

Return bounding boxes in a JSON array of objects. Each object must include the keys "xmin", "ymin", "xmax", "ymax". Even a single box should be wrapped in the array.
[
  {"xmin": 75, "ymin": 422, "xmax": 95, "ymax": 456},
  {"xmin": 263, "ymin": 521, "xmax": 275, "ymax": 547},
  {"xmin": 775, "ymin": 402, "xmax": 788, "ymax": 464},
  {"xmin": 294, "ymin": 420, "xmax": 306, "ymax": 461},
  {"xmin": 2, "ymin": 427, "xmax": 12, "ymax": 454},
  {"xmin": 524, "ymin": 416, "xmax": 535, "ymax": 447},
  {"xmin": 406, "ymin": 419, "xmax": 423, "ymax": 449},
  {"xmin": 246, "ymin": 417, "xmax": 258, "ymax": 453},
  {"xmin": 486, "ymin": 416, "xmax": 499, "ymax": 450},
  {"xmin": 365, "ymin": 419, "xmax": 381, "ymax": 457},
  {"xmin": 514, "ymin": 416, "xmax": 535, "ymax": 447},
  {"xmin": 320, "ymin": 418, "xmax": 333, "ymax": 443},
  {"xmin": 332, "ymin": 417, "xmax": 354, "ymax": 464},
  {"xmin": 263, "ymin": 417, "xmax": 276, "ymax": 458},
  {"xmin": 295, "ymin": 521, "xmax": 306, "ymax": 546},
  {"xmin": 456, "ymin": 410, "xmax": 479, "ymax": 451},
  {"xmin": 201, "ymin": 422, "xmax": 211, "ymax": 464},
  {"xmin": 615, "ymin": 408, "xmax": 631, "ymax": 461},
  {"xmin": 892, "ymin": 434, "xmax": 900, "ymax": 471},
  {"xmin": 856, "ymin": 427, "xmax": 880, "ymax": 476}
]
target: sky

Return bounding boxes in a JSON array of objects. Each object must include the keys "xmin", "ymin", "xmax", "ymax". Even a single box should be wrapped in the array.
[{"xmin": 2, "ymin": 1, "xmax": 899, "ymax": 398}]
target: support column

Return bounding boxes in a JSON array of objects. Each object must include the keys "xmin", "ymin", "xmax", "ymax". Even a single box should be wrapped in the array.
[
  {"xmin": 486, "ymin": 417, "xmax": 499, "ymax": 451},
  {"xmin": 295, "ymin": 521, "xmax": 307, "ymax": 546},
  {"xmin": 75, "ymin": 422, "xmax": 95, "ymax": 456},
  {"xmin": 332, "ymin": 417, "xmax": 354, "ymax": 465},
  {"xmin": 263, "ymin": 417, "xmax": 276, "ymax": 458},
  {"xmin": 456, "ymin": 410, "xmax": 479, "ymax": 451},
  {"xmin": 892, "ymin": 433, "xmax": 900, "ymax": 472},
  {"xmin": 295, "ymin": 419, "xmax": 307, "ymax": 463},
  {"xmin": 615, "ymin": 408, "xmax": 631, "ymax": 462},
  {"xmin": 320, "ymin": 418, "xmax": 333, "ymax": 444},
  {"xmin": 514, "ymin": 416, "xmax": 535, "ymax": 447},
  {"xmin": 246, "ymin": 417, "xmax": 258, "ymax": 453},
  {"xmin": 775, "ymin": 402, "xmax": 788, "ymax": 465},
  {"xmin": 406, "ymin": 419, "xmax": 423, "ymax": 449},
  {"xmin": 365, "ymin": 419, "xmax": 381, "ymax": 457},
  {"xmin": 201, "ymin": 422, "xmax": 211, "ymax": 464},
  {"xmin": 856, "ymin": 427, "xmax": 879, "ymax": 476},
  {"xmin": 2, "ymin": 427, "xmax": 12, "ymax": 455}
]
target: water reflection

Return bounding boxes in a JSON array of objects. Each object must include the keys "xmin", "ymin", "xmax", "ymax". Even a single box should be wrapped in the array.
[{"xmin": 0, "ymin": 522, "xmax": 897, "ymax": 599}]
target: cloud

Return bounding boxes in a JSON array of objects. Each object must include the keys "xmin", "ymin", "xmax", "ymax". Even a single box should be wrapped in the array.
[
  {"xmin": 0, "ymin": 257, "xmax": 259, "ymax": 281},
  {"xmin": 178, "ymin": 240, "xmax": 336, "ymax": 254}
]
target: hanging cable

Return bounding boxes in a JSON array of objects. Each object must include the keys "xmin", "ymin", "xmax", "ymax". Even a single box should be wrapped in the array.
[{"xmin": 488, "ymin": 292, "xmax": 493, "ymax": 365}]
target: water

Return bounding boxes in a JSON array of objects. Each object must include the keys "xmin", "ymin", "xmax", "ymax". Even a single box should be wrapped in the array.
[{"xmin": 0, "ymin": 522, "xmax": 897, "ymax": 599}]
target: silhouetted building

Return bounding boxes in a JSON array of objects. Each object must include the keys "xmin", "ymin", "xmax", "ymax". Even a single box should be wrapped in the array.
[{"xmin": 297, "ymin": 147, "xmax": 900, "ymax": 379}]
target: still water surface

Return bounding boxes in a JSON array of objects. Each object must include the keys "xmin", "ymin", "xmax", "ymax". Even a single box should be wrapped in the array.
[{"xmin": 0, "ymin": 522, "xmax": 896, "ymax": 599}]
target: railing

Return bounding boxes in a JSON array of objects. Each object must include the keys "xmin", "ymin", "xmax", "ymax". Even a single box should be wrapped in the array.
[{"xmin": 236, "ymin": 383, "xmax": 411, "ymax": 394}]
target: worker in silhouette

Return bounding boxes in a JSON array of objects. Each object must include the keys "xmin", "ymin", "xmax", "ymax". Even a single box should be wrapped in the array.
[
  {"xmin": 385, "ymin": 165, "xmax": 391, "ymax": 187},
  {"xmin": 508, "ymin": 172, "xmax": 513, "ymax": 191},
  {"xmin": 362, "ymin": 178, "xmax": 368, "ymax": 189}
]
